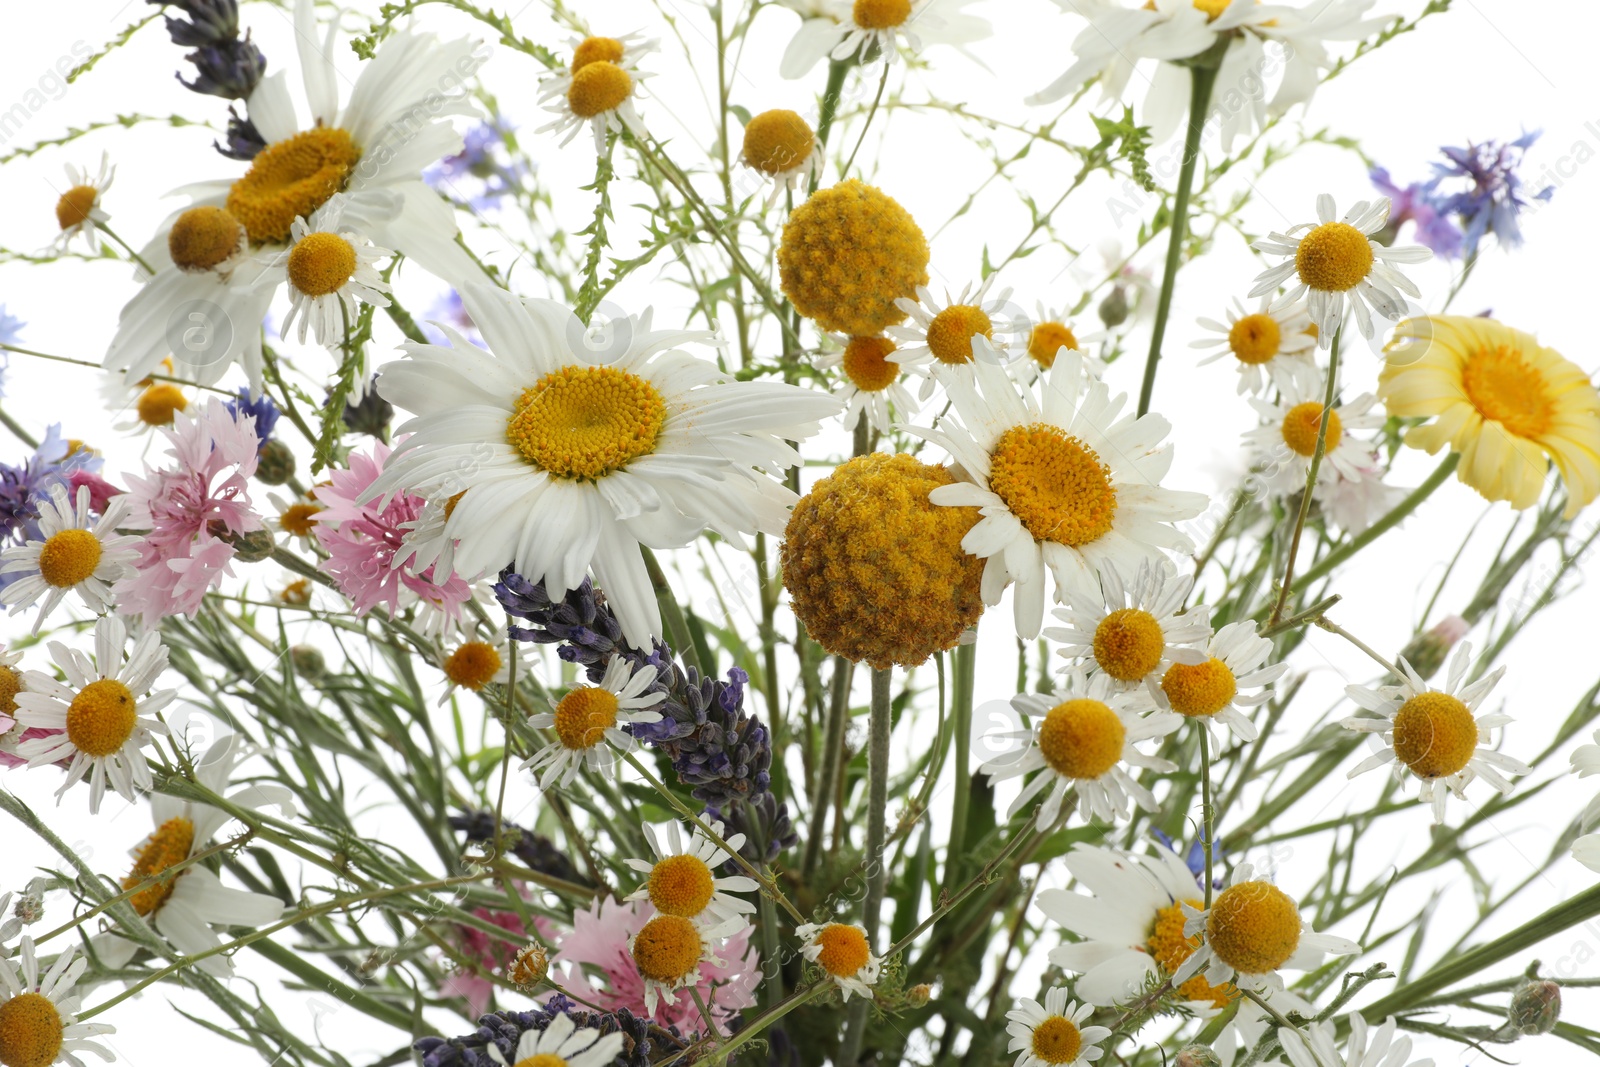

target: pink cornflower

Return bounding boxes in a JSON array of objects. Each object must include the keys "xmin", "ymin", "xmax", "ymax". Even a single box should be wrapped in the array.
[
  {"xmin": 313, "ymin": 440, "xmax": 472, "ymax": 624},
  {"xmin": 68, "ymin": 470, "xmax": 121, "ymax": 515},
  {"xmin": 116, "ymin": 398, "xmax": 263, "ymax": 625},
  {"xmin": 442, "ymin": 907, "xmax": 525, "ymax": 1019},
  {"xmin": 550, "ymin": 896, "xmax": 759, "ymax": 1037}
]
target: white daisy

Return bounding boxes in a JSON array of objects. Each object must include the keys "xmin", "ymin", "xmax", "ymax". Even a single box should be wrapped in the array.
[
  {"xmin": 394, "ymin": 490, "xmax": 469, "ymax": 585},
  {"xmin": 1174, "ymin": 860, "xmax": 1360, "ymax": 994},
  {"xmin": 796, "ymin": 921, "xmax": 881, "ymax": 1001},
  {"xmin": 1044, "ymin": 558, "xmax": 1212, "ymax": 690},
  {"xmin": 94, "ymin": 735, "xmax": 292, "ymax": 977},
  {"xmin": 1191, "ymin": 296, "xmax": 1316, "ymax": 395},
  {"xmin": 50, "ymin": 152, "xmax": 114, "ymax": 253},
  {"xmin": 623, "ymin": 819, "xmax": 760, "ymax": 926},
  {"xmin": 14, "ymin": 614, "xmax": 174, "ymax": 813},
  {"xmin": 0, "ymin": 937, "xmax": 115, "ymax": 1067},
  {"xmin": 484, "ymin": 1012, "xmax": 626, "ymax": 1067},
  {"xmin": 907, "ymin": 353, "xmax": 1207, "ymax": 640},
  {"xmin": 1342, "ymin": 641, "xmax": 1530, "ymax": 823},
  {"xmin": 1278, "ymin": 1014, "xmax": 1434, "ymax": 1067},
  {"xmin": 259, "ymin": 194, "xmax": 392, "ymax": 349},
  {"xmin": 538, "ymin": 32, "xmax": 656, "ymax": 154},
  {"xmin": 1576, "ymin": 833, "xmax": 1600, "ymax": 874},
  {"xmin": 816, "ymin": 334, "xmax": 922, "ymax": 434},
  {"xmin": 1156, "ymin": 620, "xmax": 1287, "ymax": 743},
  {"xmin": 268, "ymin": 493, "xmax": 321, "ymax": 550},
  {"xmin": 740, "ymin": 109, "xmax": 825, "ymax": 209},
  {"xmin": 1249, "ymin": 194, "xmax": 1432, "ymax": 346},
  {"xmin": 104, "ymin": 0, "xmax": 486, "ymax": 391},
  {"xmin": 111, "ymin": 380, "xmax": 192, "ymax": 436},
  {"xmin": 888, "ymin": 280, "xmax": 1015, "ymax": 401},
  {"xmin": 368, "ymin": 282, "xmax": 839, "ymax": 648},
  {"xmin": 437, "ymin": 630, "xmax": 520, "ymax": 705},
  {"xmin": 778, "ymin": 0, "xmax": 991, "ymax": 78},
  {"xmin": 627, "ymin": 911, "xmax": 747, "ymax": 1015},
  {"xmin": 521, "ymin": 655, "xmax": 666, "ymax": 789},
  {"xmin": 1005, "ymin": 987, "xmax": 1112, "ymax": 1067},
  {"xmin": 0, "ymin": 484, "xmax": 139, "ymax": 633},
  {"xmin": 1011, "ymin": 305, "xmax": 1106, "ymax": 388},
  {"xmin": 982, "ymin": 670, "xmax": 1181, "ymax": 828}
]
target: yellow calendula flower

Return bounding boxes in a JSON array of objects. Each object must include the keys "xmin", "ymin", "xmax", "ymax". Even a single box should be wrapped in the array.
[{"xmin": 1381, "ymin": 316, "xmax": 1600, "ymax": 518}]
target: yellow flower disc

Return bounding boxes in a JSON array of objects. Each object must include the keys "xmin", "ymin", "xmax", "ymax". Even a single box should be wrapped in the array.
[
  {"xmin": 1391, "ymin": 691, "xmax": 1478, "ymax": 779},
  {"xmin": 572, "ymin": 36, "xmax": 625, "ymax": 73},
  {"xmin": 287, "ymin": 231, "xmax": 358, "ymax": 297},
  {"xmin": 1192, "ymin": 0, "xmax": 1232, "ymax": 18},
  {"xmin": 1206, "ymin": 880, "xmax": 1302, "ymax": 975},
  {"xmin": 567, "ymin": 61, "xmax": 633, "ymax": 119},
  {"xmin": 925, "ymin": 305, "xmax": 992, "ymax": 366},
  {"xmin": 38, "ymin": 528, "xmax": 102, "ymax": 589},
  {"xmin": 512, "ymin": 1054, "xmax": 566, "ymax": 1067},
  {"xmin": 65, "ymin": 678, "xmax": 136, "ymax": 758},
  {"xmin": 1093, "ymin": 608, "xmax": 1165, "ymax": 682},
  {"xmin": 168, "ymin": 206, "xmax": 243, "ymax": 272},
  {"xmin": 632, "ymin": 914, "xmax": 703, "ymax": 983},
  {"xmin": 1037, "ymin": 698, "xmax": 1125, "ymax": 780},
  {"xmin": 552, "ymin": 687, "xmax": 619, "ymax": 751},
  {"xmin": 1462, "ymin": 344, "xmax": 1555, "ymax": 439},
  {"xmin": 1279, "ymin": 402, "xmax": 1342, "ymax": 458},
  {"xmin": 0, "ymin": 991, "xmax": 64, "ymax": 1067},
  {"xmin": 815, "ymin": 923, "xmax": 871, "ymax": 977},
  {"xmin": 779, "ymin": 180, "xmax": 929, "ymax": 337},
  {"xmin": 136, "ymin": 384, "xmax": 189, "ymax": 428},
  {"xmin": 1160, "ymin": 659, "xmax": 1237, "ymax": 719},
  {"xmin": 781, "ymin": 453, "xmax": 984, "ymax": 669},
  {"xmin": 841, "ymin": 336, "xmax": 900, "ymax": 392},
  {"xmin": 506, "ymin": 366, "xmax": 666, "ymax": 480},
  {"xmin": 854, "ymin": 0, "xmax": 912, "ymax": 28},
  {"xmin": 1029, "ymin": 322, "xmax": 1078, "ymax": 369},
  {"xmin": 1228, "ymin": 314, "xmax": 1281, "ymax": 365},
  {"xmin": 1294, "ymin": 222, "xmax": 1374, "ymax": 292},
  {"xmin": 0, "ymin": 665, "xmax": 20, "ymax": 716},
  {"xmin": 1029, "ymin": 1016, "xmax": 1083, "ymax": 1065},
  {"xmin": 1147, "ymin": 899, "xmax": 1235, "ymax": 1007},
  {"xmin": 987, "ymin": 425, "xmax": 1117, "ymax": 546},
  {"xmin": 444, "ymin": 642, "xmax": 503, "ymax": 691},
  {"xmin": 55, "ymin": 186, "xmax": 97, "ymax": 231},
  {"xmin": 123, "ymin": 816, "xmax": 197, "ymax": 917},
  {"xmin": 279, "ymin": 503, "xmax": 321, "ymax": 538},
  {"xmin": 227, "ymin": 127, "xmax": 362, "ymax": 245},
  {"xmin": 742, "ymin": 109, "xmax": 815, "ymax": 175},
  {"xmin": 647, "ymin": 854, "xmax": 716, "ymax": 918}
]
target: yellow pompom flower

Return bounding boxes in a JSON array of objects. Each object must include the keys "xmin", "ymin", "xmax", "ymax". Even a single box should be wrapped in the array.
[
  {"xmin": 779, "ymin": 179, "xmax": 930, "ymax": 337},
  {"xmin": 1380, "ymin": 315, "xmax": 1600, "ymax": 518},
  {"xmin": 781, "ymin": 452, "xmax": 985, "ymax": 669}
]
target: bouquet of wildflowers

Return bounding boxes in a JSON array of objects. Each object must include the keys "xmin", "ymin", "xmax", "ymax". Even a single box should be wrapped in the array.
[{"xmin": 1, "ymin": 1, "xmax": 1597, "ymax": 1065}]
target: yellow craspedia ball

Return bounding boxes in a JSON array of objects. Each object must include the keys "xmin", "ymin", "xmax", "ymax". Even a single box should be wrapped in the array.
[
  {"xmin": 778, "ymin": 179, "xmax": 929, "ymax": 337},
  {"xmin": 781, "ymin": 453, "xmax": 984, "ymax": 669}
]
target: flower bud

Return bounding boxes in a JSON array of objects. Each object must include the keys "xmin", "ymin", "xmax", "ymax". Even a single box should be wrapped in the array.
[
  {"xmin": 255, "ymin": 438, "xmax": 296, "ymax": 485},
  {"xmin": 1394, "ymin": 615, "xmax": 1468, "ymax": 681},
  {"xmin": 1098, "ymin": 285, "xmax": 1131, "ymax": 329},
  {"xmin": 905, "ymin": 983, "xmax": 932, "ymax": 1008},
  {"xmin": 290, "ymin": 644, "xmax": 326, "ymax": 679},
  {"xmin": 13, "ymin": 893, "xmax": 44, "ymax": 924},
  {"xmin": 342, "ymin": 378, "xmax": 393, "ymax": 438},
  {"xmin": 225, "ymin": 527, "xmax": 277, "ymax": 563},
  {"xmin": 1174, "ymin": 1047, "xmax": 1222, "ymax": 1067},
  {"xmin": 508, "ymin": 944, "xmax": 548, "ymax": 989},
  {"xmin": 1508, "ymin": 977, "xmax": 1561, "ymax": 1035}
]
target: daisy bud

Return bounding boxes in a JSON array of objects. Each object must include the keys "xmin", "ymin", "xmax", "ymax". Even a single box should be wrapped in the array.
[
  {"xmin": 290, "ymin": 644, "xmax": 326, "ymax": 679},
  {"xmin": 255, "ymin": 438, "xmax": 296, "ymax": 485},
  {"xmin": 906, "ymin": 983, "xmax": 932, "ymax": 1008},
  {"xmin": 507, "ymin": 943, "xmax": 548, "ymax": 989},
  {"xmin": 1098, "ymin": 285, "xmax": 1130, "ymax": 329},
  {"xmin": 1508, "ymin": 977, "xmax": 1561, "ymax": 1035},
  {"xmin": 13, "ymin": 892, "xmax": 44, "ymax": 925},
  {"xmin": 1175, "ymin": 1046, "xmax": 1222, "ymax": 1067},
  {"xmin": 1394, "ymin": 615, "xmax": 1468, "ymax": 682},
  {"xmin": 220, "ymin": 526, "xmax": 277, "ymax": 563}
]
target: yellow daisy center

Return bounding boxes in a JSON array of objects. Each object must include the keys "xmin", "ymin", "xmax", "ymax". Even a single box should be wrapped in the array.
[
  {"xmin": 287, "ymin": 231, "xmax": 358, "ymax": 298},
  {"xmin": 507, "ymin": 366, "xmax": 666, "ymax": 481},
  {"xmin": 0, "ymin": 991, "xmax": 64, "ymax": 1067},
  {"xmin": 1461, "ymin": 344, "xmax": 1555, "ymax": 439},
  {"xmin": 1391, "ymin": 691, "xmax": 1478, "ymax": 779},
  {"xmin": 572, "ymin": 36, "xmax": 624, "ymax": 73},
  {"xmin": 551, "ymin": 687, "xmax": 619, "ymax": 751},
  {"xmin": 1192, "ymin": 0, "xmax": 1233, "ymax": 18},
  {"xmin": 1147, "ymin": 900, "xmax": 1235, "ymax": 1007},
  {"xmin": 136, "ymin": 383, "xmax": 188, "ymax": 428},
  {"xmin": 55, "ymin": 185, "xmax": 98, "ymax": 231},
  {"xmin": 0, "ymin": 665, "xmax": 20, "ymax": 716},
  {"xmin": 631, "ymin": 914, "xmax": 703, "ymax": 984},
  {"xmin": 743, "ymin": 109, "xmax": 816, "ymax": 175},
  {"xmin": 1228, "ymin": 313, "xmax": 1280, "ymax": 365},
  {"xmin": 513, "ymin": 1056, "xmax": 568, "ymax": 1067},
  {"xmin": 647, "ymin": 854, "xmax": 716, "ymax": 917},
  {"xmin": 1029, "ymin": 1016, "xmax": 1083, "ymax": 1065},
  {"xmin": 168, "ymin": 205, "xmax": 243, "ymax": 271},
  {"xmin": 1279, "ymin": 402, "xmax": 1342, "ymax": 458},
  {"xmin": 854, "ymin": 0, "xmax": 913, "ymax": 28},
  {"xmin": 988, "ymin": 424, "xmax": 1117, "ymax": 546},
  {"xmin": 66, "ymin": 678, "xmax": 136, "ymax": 759},
  {"xmin": 1093, "ymin": 608, "xmax": 1166, "ymax": 682},
  {"xmin": 443, "ymin": 490, "xmax": 467, "ymax": 521},
  {"xmin": 1037, "ymin": 698, "xmax": 1126, "ymax": 780},
  {"xmin": 227, "ymin": 127, "xmax": 361, "ymax": 245},
  {"xmin": 814, "ymin": 923, "xmax": 871, "ymax": 978},
  {"xmin": 1028, "ymin": 322, "xmax": 1078, "ymax": 369},
  {"xmin": 1161, "ymin": 658, "xmax": 1237, "ymax": 719},
  {"xmin": 443, "ymin": 642, "xmax": 503, "ymax": 691},
  {"xmin": 508, "ymin": 944, "xmax": 548, "ymax": 987},
  {"xmin": 38, "ymin": 528, "xmax": 103, "ymax": 588},
  {"xmin": 841, "ymin": 336, "xmax": 900, "ymax": 392},
  {"xmin": 924, "ymin": 305, "xmax": 992, "ymax": 366},
  {"xmin": 280, "ymin": 579, "xmax": 312, "ymax": 607},
  {"xmin": 1206, "ymin": 880, "xmax": 1302, "ymax": 975},
  {"xmin": 123, "ymin": 816, "xmax": 196, "ymax": 917},
  {"xmin": 568, "ymin": 61, "xmax": 633, "ymax": 119},
  {"xmin": 1294, "ymin": 222, "xmax": 1374, "ymax": 293},
  {"xmin": 279, "ymin": 503, "xmax": 321, "ymax": 538}
]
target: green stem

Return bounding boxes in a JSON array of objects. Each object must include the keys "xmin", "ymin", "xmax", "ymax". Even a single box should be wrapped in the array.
[
  {"xmin": 641, "ymin": 546, "xmax": 703, "ymax": 676},
  {"xmin": 840, "ymin": 666, "xmax": 895, "ymax": 1064},
  {"xmin": 98, "ymin": 221, "xmax": 155, "ymax": 276},
  {"xmin": 1294, "ymin": 453, "xmax": 1461, "ymax": 589},
  {"xmin": 944, "ymin": 640, "xmax": 977, "ymax": 894},
  {"xmin": 0, "ymin": 405, "xmax": 37, "ymax": 447},
  {"xmin": 802, "ymin": 655, "xmax": 853, "ymax": 879},
  {"xmin": 1270, "ymin": 329, "xmax": 1342, "ymax": 624},
  {"xmin": 1199, "ymin": 724, "xmax": 1216, "ymax": 907},
  {"xmin": 812, "ymin": 60, "xmax": 852, "ymax": 191},
  {"xmin": 1137, "ymin": 61, "xmax": 1219, "ymax": 418}
]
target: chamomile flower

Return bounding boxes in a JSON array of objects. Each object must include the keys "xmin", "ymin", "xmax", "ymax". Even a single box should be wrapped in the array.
[
  {"xmin": 269, "ymin": 493, "xmax": 321, "ymax": 549},
  {"xmin": 1342, "ymin": 641, "xmax": 1529, "ymax": 823},
  {"xmin": 1012, "ymin": 305, "xmax": 1105, "ymax": 387},
  {"xmin": 394, "ymin": 489, "xmax": 468, "ymax": 584},
  {"xmin": 778, "ymin": 0, "xmax": 991, "ymax": 77},
  {"xmin": 740, "ymin": 109, "xmax": 823, "ymax": 208},
  {"xmin": 1191, "ymin": 296, "xmax": 1316, "ymax": 394},
  {"xmin": 0, "ymin": 484, "xmax": 138, "ymax": 633},
  {"xmin": 1044, "ymin": 558, "xmax": 1211, "ymax": 690},
  {"xmin": 14, "ymin": 614, "xmax": 174, "ymax": 813},
  {"xmin": 1250, "ymin": 194, "xmax": 1431, "ymax": 345},
  {"xmin": 51, "ymin": 153, "xmax": 114, "ymax": 253},
  {"xmin": 628, "ymin": 911, "xmax": 747, "ymax": 1015},
  {"xmin": 261, "ymin": 195, "xmax": 392, "ymax": 348},
  {"xmin": 437, "ymin": 631, "xmax": 519, "ymax": 704},
  {"xmin": 1173, "ymin": 861, "xmax": 1360, "ymax": 993},
  {"xmin": 984, "ymin": 671, "xmax": 1181, "ymax": 827},
  {"xmin": 521, "ymin": 655, "xmax": 665, "ymax": 789},
  {"xmin": 483, "ymin": 1012, "xmax": 626, "ymax": 1067},
  {"xmin": 94, "ymin": 735, "xmax": 292, "ymax": 977},
  {"xmin": 907, "ymin": 354, "xmax": 1207, "ymax": 640},
  {"xmin": 816, "ymin": 335, "xmax": 921, "ymax": 434},
  {"xmin": 624, "ymin": 820, "xmax": 759, "ymax": 925},
  {"xmin": 1242, "ymin": 361, "xmax": 1387, "ymax": 514},
  {"xmin": 1005, "ymin": 988, "xmax": 1111, "ymax": 1067},
  {"xmin": 888, "ymin": 280, "xmax": 1014, "ymax": 400},
  {"xmin": 0, "ymin": 937, "xmax": 114, "ymax": 1067},
  {"xmin": 539, "ymin": 33, "xmax": 656, "ymax": 154},
  {"xmin": 1278, "ymin": 1014, "xmax": 1434, "ymax": 1067},
  {"xmin": 796, "ymin": 921, "xmax": 881, "ymax": 1001},
  {"xmin": 1157, "ymin": 621, "xmax": 1286, "ymax": 743}
]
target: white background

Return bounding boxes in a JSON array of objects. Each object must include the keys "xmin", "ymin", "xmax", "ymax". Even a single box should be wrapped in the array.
[{"xmin": 1, "ymin": 1, "xmax": 1598, "ymax": 1064}]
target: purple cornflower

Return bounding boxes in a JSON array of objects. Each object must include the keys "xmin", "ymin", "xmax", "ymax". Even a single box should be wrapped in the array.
[
  {"xmin": 1152, "ymin": 829, "xmax": 1225, "ymax": 890},
  {"xmin": 1369, "ymin": 166, "xmax": 1462, "ymax": 259},
  {"xmin": 147, "ymin": 0, "xmax": 268, "ymax": 158},
  {"xmin": 0, "ymin": 305, "xmax": 22, "ymax": 400},
  {"xmin": 424, "ymin": 119, "xmax": 531, "ymax": 211},
  {"xmin": 1427, "ymin": 131, "xmax": 1554, "ymax": 258},
  {"xmin": 224, "ymin": 387, "xmax": 280, "ymax": 449},
  {"xmin": 421, "ymin": 290, "xmax": 487, "ymax": 349}
]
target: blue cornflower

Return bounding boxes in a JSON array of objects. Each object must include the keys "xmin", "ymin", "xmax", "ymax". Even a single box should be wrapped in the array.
[
  {"xmin": 0, "ymin": 304, "xmax": 22, "ymax": 400},
  {"xmin": 224, "ymin": 387, "xmax": 280, "ymax": 449},
  {"xmin": 1152, "ymin": 828, "xmax": 1225, "ymax": 890},
  {"xmin": 421, "ymin": 290, "xmax": 487, "ymax": 348},
  {"xmin": 423, "ymin": 119, "xmax": 532, "ymax": 211},
  {"xmin": 1369, "ymin": 167, "xmax": 1462, "ymax": 259},
  {"xmin": 1427, "ymin": 131, "xmax": 1554, "ymax": 259}
]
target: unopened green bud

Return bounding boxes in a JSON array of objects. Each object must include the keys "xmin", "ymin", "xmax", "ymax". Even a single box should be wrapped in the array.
[
  {"xmin": 1394, "ymin": 615, "xmax": 1468, "ymax": 682},
  {"xmin": 1508, "ymin": 977, "xmax": 1561, "ymax": 1035},
  {"xmin": 290, "ymin": 645, "xmax": 326, "ymax": 679},
  {"xmin": 255, "ymin": 438, "xmax": 296, "ymax": 485},
  {"xmin": 1098, "ymin": 285, "xmax": 1131, "ymax": 329},
  {"xmin": 1174, "ymin": 1045, "xmax": 1222, "ymax": 1067}
]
